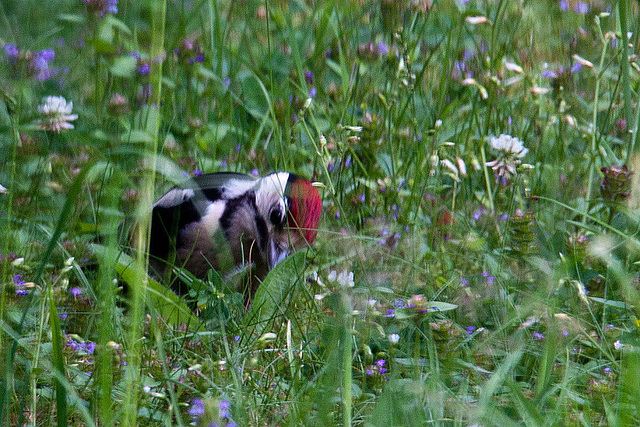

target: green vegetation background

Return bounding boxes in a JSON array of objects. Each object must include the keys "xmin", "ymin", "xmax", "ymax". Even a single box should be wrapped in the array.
[{"xmin": 1, "ymin": 0, "xmax": 640, "ymax": 425}]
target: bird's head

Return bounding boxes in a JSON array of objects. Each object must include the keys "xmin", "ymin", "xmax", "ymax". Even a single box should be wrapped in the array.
[{"xmin": 255, "ymin": 172, "xmax": 322, "ymax": 269}]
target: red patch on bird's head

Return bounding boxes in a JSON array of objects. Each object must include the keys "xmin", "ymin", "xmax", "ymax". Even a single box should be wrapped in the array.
[{"xmin": 286, "ymin": 177, "xmax": 322, "ymax": 244}]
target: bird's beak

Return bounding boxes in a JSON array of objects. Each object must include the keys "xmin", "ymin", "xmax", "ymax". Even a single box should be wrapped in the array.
[{"xmin": 268, "ymin": 239, "xmax": 290, "ymax": 270}]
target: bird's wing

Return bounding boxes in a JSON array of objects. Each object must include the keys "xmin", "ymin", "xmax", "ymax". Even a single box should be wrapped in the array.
[
  {"xmin": 154, "ymin": 172, "xmax": 258, "ymax": 209},
  {"xmin": 189, "ymin": 172, "xmax": 259, "ymax": 201},
  {"xmin": 188, "ymin": 172, "xmax": 257, "ymax": 190}
]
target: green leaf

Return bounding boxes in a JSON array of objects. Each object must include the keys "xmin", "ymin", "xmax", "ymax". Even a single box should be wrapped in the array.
[
  {"xmin": 110, "ymin": 56, "xmax": 137, "ymax": 78},
  {"xmin": 589, "ymin": 297, "xmax": 630, "ymax": 309},
  {"xmin": 246, "ymin": 251, "xmax": 307, "ymax": 338},
  {"xmin": 57, "ymin": 14, "xmax": 85, "ymax": 23},
  {"xmin": 122, "ymin": 130, "xmax": 154, "ymax": 144},
  {"xmin": 428, "ymin": 301, "xmax": 458, "ymax": 312},
  {"xmin": 91, "ymin": 246, "xmax": 203, "ymax": 331},
  {"xmin": 105, "ymin": 15, "xmax": 132, "ymax": 35},
  {"xmin": 49, "ymin": 287, "xmax": 68, "ymax": 427},
  {"xmin": 88, "ymin": 38, "xmax": 116, "ymax": 54}
]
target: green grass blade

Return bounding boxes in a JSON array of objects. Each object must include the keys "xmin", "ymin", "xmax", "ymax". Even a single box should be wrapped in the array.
[
  {"xmin": 48, "ymin": 286, "xmax": 67, "ymax": 427},
  {"xmin": 246, "ymin": 250, "xmax": 307, "ymax": 338}
]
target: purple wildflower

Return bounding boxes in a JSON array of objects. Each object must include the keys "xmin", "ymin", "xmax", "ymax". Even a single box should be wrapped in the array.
[
  {"xmin": 189, "ymin": 398, "xmax": 205, "ymax": 417},
  {"xmin": 137, "ymin": 84, "xmax": 152, "ymax": 104},
  {"xmin": 3, "ymin": 44, "xmax": 18, "ymax": 59},
  {"xmin": 86, "ymin": 342, "xmax": 96, "ymax": 355},
  {"xmin": 604, "ymin": 366, "xmax": 611, "ymax": 373},
  {"xmin": 541, "ymin": 69, "xmax": 557, "ymax": 79},
  {"xmin": 574, "ymin": 1, "xmax": 588, "ymax": 14},
  {"xmin": 39, "ymin": 49, "xmax": 54, "ymax": 61},
  {"xmin": 466, "ymin": 325, "xmax": 476, "ymax": 334},
  {"xmin": 473, "ymin": 208, "xmax": 483, "ymax": 221},
  {"xmin": 136, "ymin": 63, "xmax": 150, "ymax": 76},
  {"xmin": 69, "ymin": 287, "xmax": 82, "ymax": 297},
  {"xmin": 193, "ymin": 52, "xmax": 205, "ymax": 63},
  {"xmin": 375, "ymin": 359, "xmax": 386, "ymax": 368},
  {"xmin": 365, "ymin": 368, "xmax": 375, "ymax": 376},
  {"xmin": 533, "ymin": 332, "xmax": 544, "ymax": 340},
  {"xmin": 559, "ymin": 0, "xmax": 569, "ymax": 11},
  {"xmin": 219, "ymin": 400, "xmax": 231, "ymax": 419},
  {"xmin": 309, "ymin": 87, "xmax": 317, "ymax": 98},
  {"xmin": 30, "ymin": 49, "xmax": 56, "ymax": 81},
  {"xmin": 570, "ymin": 62, "xmax": 582, "ymax": 73},
  {"xmin": 562, "ymin": 330, "xmax": 570, "ymax": 337},
  {"xmin": 377, "ymin": 42, "xmax": 389, "ymax": 56},
  {"xmin": 81, "ymin": 0, "xmax": 118, "ymax": 17},
  {"xmin": 304, "ymin": 70, "xmax": 314, "ymax": 84}
]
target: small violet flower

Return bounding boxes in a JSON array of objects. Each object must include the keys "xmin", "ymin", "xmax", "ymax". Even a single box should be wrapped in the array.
[
  {"xmin": 3, "ymin": 44, "xmax": 19, "ymax": 60},
  {"xmin": 189, "ymin": 398, "xmax": 205, "ymax": 418}
]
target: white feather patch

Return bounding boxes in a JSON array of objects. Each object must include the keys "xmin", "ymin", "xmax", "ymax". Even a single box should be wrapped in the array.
[
  {"xmin": 200, "ymin": 200, "xmax": 226, "ymax": 237},
  {"xmin": 255, "ymin": 172, "xmax": 289, "ymax": 222},
  {"xmin": 220, "ymin": 178, "xmax": 260, "ymax": 199},
  {"xmin": 258, "ymin": 172, "xmax": 289, "ymax": 196},
  {"xmin": 153, "ymin": 188, "xmax": 195, "ymax": 208}
]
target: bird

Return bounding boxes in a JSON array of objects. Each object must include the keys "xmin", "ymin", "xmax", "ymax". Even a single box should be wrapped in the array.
[{"xmin": 149, "ymin": 171, "xmax": 322, "ymax": 296}]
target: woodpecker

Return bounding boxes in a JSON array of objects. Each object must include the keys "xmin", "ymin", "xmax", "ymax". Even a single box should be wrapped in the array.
[{"xmin": 149, "ymin": 172, "xmax": 322, "ymax": 295}]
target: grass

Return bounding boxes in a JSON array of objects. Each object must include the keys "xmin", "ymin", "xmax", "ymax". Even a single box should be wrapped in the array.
[{"xmin": 2, "ymin": 0, "xmax": 640, "ymax": 425}]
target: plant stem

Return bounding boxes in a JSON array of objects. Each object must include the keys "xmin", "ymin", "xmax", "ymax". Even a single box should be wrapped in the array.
[
  {"xmin": 583, "ymin": 23, "xmax": 608, "ymax": 224},
  {"xmin": 342, "ymin": 293, "xmax": 353, "ymax": 427},
  {"xmin": 0, "ymin": 89, "xmax": 20, "ymax": 426},
  {"xmin": 124, "ymin": 0, "xmax": 166, "ymax": 424},
  {"xmin": 619, "ymin": 0, "xmax": 635, "ymax": 157}
]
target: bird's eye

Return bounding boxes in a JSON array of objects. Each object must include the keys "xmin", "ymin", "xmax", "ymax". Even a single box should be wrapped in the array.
[{"xmin": 270, "ymin": 207, "xmax": 284, "ymax": 226}]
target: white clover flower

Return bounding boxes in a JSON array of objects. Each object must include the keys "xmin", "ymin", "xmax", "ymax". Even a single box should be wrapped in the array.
[
  {"xmin": 37, "ymin": 96, "xmax": 78, "ymax": 132},
  {"xmin": 328, "ymin": 269, "xmax": 354, "ymax": 287},
  {"xmin": 337, "ymin": 270, "xmax": 354, "ymax": 287},
  {"xmin": 485, "ymin": 134, "xmax": 529, "ymax": 179},
  {"xmin": 388, "ymin": 333, "xmax": 400, "ymax": 344}
]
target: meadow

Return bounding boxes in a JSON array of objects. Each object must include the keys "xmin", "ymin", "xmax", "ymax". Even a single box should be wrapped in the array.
[{"xmin": 1, "ymin": 0, "xmax": 640, "ymax": 425}]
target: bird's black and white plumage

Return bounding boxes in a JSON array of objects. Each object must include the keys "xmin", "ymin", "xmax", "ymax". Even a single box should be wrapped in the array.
[{"xmin": 149, "ymin": 172, "xmax": 322, "ymax": 294}]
